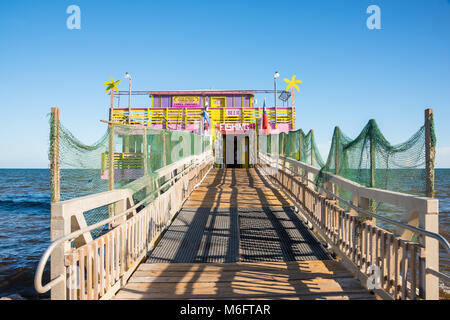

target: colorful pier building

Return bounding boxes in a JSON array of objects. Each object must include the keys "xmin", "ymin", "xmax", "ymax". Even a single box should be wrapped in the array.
[
  {"xmin": 110, "ymin": 90, "xmax": 295, "ymax": 134},
  {"xmin": 108, "ymin": 89, "xmax": 295, "ymax": 169}
]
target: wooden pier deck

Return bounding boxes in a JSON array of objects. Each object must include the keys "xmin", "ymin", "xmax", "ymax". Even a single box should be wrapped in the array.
[{"xmin": 114, "ymin": 169, "xmax": 376, "ymax": 300}]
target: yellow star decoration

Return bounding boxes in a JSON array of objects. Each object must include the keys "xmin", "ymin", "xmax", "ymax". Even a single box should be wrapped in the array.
[
  {"xmin": 104, "ymin": 77, "xmax": 121, "ymax": 93},
  {"xmin": 284, "ymin": 75, "xmax": 302, "ymax": 92}
]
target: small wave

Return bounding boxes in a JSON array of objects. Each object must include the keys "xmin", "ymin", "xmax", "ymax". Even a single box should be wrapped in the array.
[{"xmin": 0, "ymin": 199, "xmax": 50, "ymax": 210}]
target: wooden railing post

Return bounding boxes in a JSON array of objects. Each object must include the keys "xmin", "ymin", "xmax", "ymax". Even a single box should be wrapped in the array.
[
  {"xmin": 50, "ymin": 107, "xmax": 68, "ymax": 300},
  {"xmin": 310, "ymin": 130, "xmax": 315, "ymax": 166},
  {"xmin": 335, "ymin": 127, "xmax": 340, "ymax": 175},
  {"xmin": 143, "ymin": 127, "xmax": 148, "ymax": 175},
  {"xmin": 108, "ymin": 125, "xmax": 115, "ymax": 220},
  {"xmin": 298, "ymin": 131, "xmax": 303, "ymax": 162},
  {"xmin": 50, "ymin": 108, "xmax": 60, "ymax": 203},
  {"xmin": 425, "ymin": 108, "xmax": 435, "ymax": 198},
  {"xmin": 162, "ymin": 130, "xmax": 167, "ymax": 167},
  {"xmin": 334, "ymin": 127, "xmax": 340, "ymax": 200},
  {"xmin": 419, "ymin": 199, "xmax": 439, "ymax": 300},
  {"xmin": 108, "ymin": 125, "xmax": 115, "ymax": 191}
]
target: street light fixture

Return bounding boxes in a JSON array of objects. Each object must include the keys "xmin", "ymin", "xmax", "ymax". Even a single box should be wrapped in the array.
[{"xmin": 125, "ymin": 72, "xmax": 132, "ymax": 124}]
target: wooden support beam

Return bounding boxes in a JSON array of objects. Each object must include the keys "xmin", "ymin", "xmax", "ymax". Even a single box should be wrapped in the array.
[
  {"xmin": 50, "ymin": 108, "xmax": 66, "ymax": 300},
  {"xmin": 298, "ymin": 131, "xmax": 303, "ymax": 162},
  {"xmin": 108, "ymin": 125, "xmax": 115, "ymax": 219},
  {"xmin": 143, "ymin": 127, "xmax": 148, "ymax": 175},
  {"xmin": 108, "ymin": 126, "xmax": 115, "ymax": 191},
  {"xmin": 335, "ymin": 127, "xmax": 340, "ymax": 175},
  {"xmin": 310, "ymin": 130, "xmax": 314, "ymax": 166},
  {"xmin": 50, "ymin": 108, "xmax": 60, "ymax": 203},
  {"xmin": 425, "ymin": 108, "xmax": 435, "ymax": 198},
  {"xmin": 162, "ymin": 131, "xmax": 167, "ymax": 167}
]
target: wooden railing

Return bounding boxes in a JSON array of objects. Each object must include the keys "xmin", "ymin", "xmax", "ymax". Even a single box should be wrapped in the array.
[
  {"xmin": 258, "ymin": 152, "xmax": 443, "ymax": 300},
  {"xmin": 100, "ymin": 152, "xmax": 144, "ymax": 174},
  {"xmin": 111, "ymin": 107, "xmax": 295, "ymax": 127},
  {"xmin": 35, "ymin": 152, "xmax": 213, "ymax": 300}
]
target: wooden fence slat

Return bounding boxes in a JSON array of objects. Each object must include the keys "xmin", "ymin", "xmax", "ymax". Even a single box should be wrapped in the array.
[
  {"xmin": 379, "ymin": 232, "xmax": 385, "ymax": 290},
  {"xmin": 87, "ymin": 244, "xmax": 93, "ymax": 300},
  {"xmin": 401, "ymin": 242, "xmax": 408, "ymax": 300},
  {"xmin": 409, "ymin": 244, "xmax": 417, "ymax": 300},
  {"xmin": 80, "ymin": 247, "xmax": 86, "ymax": 300},
  {"xmin": 93, "ymin": 240, "xmax": 99, "ymax": 299},
  {"xmin": 115, "ymin": 228, "xmax": 120, "ymax": 281},
  {"xmin": 394, "ymin": 238, "xmax": 400, "ymax": 299},
  {"xmin": 105, "ymin": 235, "xmax": 110, "ymax": 291},
  {"xmin": 99, "ymin": 237, "xmax": 105, "ymax": 296}
]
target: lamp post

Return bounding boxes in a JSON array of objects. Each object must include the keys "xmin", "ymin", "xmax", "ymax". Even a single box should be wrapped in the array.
[
  {"xmin": 125, "ymin": 72, "xmax": 132, "ymax": 124},
  {"xmin": 274, "ymin": 71, "xmax": 279, "ymax": 129}
]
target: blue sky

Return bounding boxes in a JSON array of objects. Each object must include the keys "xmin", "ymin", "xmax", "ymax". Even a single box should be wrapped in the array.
[{"xmin": 0, "ymin": 0, "xmax": 449, "ymax": 167}]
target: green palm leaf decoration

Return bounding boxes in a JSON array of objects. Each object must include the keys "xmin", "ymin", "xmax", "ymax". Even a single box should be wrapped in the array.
[
  {"xmin": 104, "ymin": 77, "xmax": 121, "ymax": 93},
  {"xmin": 105, "ymin": 77, "xmax": 121, "ymax": 108}
]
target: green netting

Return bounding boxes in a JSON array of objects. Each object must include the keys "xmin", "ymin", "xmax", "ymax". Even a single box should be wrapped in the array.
[
  {"xmin": 264, "ymin": 117, "xmax": 435, "ymax": 232},
  {"xmin": 259, "ymin": 129, "xmax": 325, "ymax": 168},
  {"xmin": 264, "ymin": 118, "xmax": 435, "ymax": 196},
  {"xmin": 263, "ymin": 116, "xmax": 435, "ymax": 228},
  {"xmin": 279, "ymin": 129, "xmax": 325, "ymax": 168},
  {"xmin": 258, "ymin": 129, "xmax": 325, "ymax": 168},
  {"xmin": 49, "ymin": 113, "xmax": 211, "ymax": 238},
  {"xmin": 316, "ymin": 119, "xmax": 434, "ymax": 195}
]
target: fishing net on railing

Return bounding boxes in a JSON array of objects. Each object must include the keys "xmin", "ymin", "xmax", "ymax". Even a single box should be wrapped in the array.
[
  {"xmin": 49, "ymin": 113, "xmax": 211, "ymax": 238},
  {"xmin": 316, "ymin": 119, "xmax": 435, "ymax": 193},
  {"xmin": 262, "ymin": 117, "xmax": 434, "ymax": 195},
  {"xmin": 315, "ymin": 118, "xmax": 435, "ymax": 231},
  {"xmin": 258, "ymin": 129, "xmax": 325, "ymax": 169},
  {"xmin": 260, "ymin": 116, "xmax": 435, "ymax": 224}
]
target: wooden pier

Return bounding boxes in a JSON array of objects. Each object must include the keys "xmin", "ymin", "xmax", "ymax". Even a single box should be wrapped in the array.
[
  {"xmin": 35, "ymin": 149, "xmax": 445, "ymax": 300},
  {"xmin": 114, "ymin": 169, "xmax": 375, "ymax": 300}
]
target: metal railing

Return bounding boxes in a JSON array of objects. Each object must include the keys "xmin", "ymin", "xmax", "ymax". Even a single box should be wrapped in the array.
[
  {"xmin": 35, "ymin": 151, "xmax": 213, "ymax": 300},
  {"xmin": 111, "ymin": 107, "xmax": 296, "ymax": 128}
]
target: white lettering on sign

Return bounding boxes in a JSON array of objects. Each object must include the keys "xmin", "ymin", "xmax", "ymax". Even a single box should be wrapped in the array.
[
  {"xmin": 226, "ymin": 109, "xmax": 241, "ymax": 117},
  {"xmin": 219, "ymin": 123, "xmax": 251, "ymax": 132}
]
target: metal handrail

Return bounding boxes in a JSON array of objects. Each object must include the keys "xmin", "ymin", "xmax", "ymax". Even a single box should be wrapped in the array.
[
  {"xmin": 259, "ymin": 153, "xmax": 450, "ymax": 255},
  {"xmin": 35, "ymin": 153, "xmax": 213, "ymax": 294}
]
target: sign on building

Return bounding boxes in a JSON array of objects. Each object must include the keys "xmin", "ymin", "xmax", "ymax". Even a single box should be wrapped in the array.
[{"xmin": 172, "ymin": 96, "xmax": 200, "ymax": 107}]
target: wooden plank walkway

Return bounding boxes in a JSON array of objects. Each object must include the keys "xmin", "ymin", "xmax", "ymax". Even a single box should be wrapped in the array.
[
  {"xmin": 184, "ymin": 168, "xmax": 292, "ymax": 208},
  {"xmin": 114, "ymin": 168, "xmax": 376, "ymax": 300},
  {"xmin": 114, "ymin": 260, "xmax": 376, "ymax": 300}
]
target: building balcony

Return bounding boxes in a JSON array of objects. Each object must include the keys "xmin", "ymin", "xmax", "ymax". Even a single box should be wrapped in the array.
[{"xmin": 110, "ymin": 107, "xmax": 295, "ymax": 133}]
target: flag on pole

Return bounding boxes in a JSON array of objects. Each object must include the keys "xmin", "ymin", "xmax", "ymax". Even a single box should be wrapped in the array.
[
  {"xmin": 262, "ymin": 98, "xmax": 269, "ymax": 134},
  {"xmin": 203, "ymin": 107, "xmax": 210, "ymax": 132}
]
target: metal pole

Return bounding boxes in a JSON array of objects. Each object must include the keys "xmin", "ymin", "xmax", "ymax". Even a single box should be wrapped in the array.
[
  {"xmin": 274, "ymin": 76, "xmax": 277, "ymax": 129},
  {"xmin": 425, "ymin": 108, "xmax": 435, "ymax": 198},
  {"xmin": 128, "ymin": 77, "xmax": 132, "ymax": 124}
]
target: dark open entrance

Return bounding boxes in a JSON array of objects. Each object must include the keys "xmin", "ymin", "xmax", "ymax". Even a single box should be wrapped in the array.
[{"xmin": 222, "ymin": 134, "xmax": 249, "ymax": 168}]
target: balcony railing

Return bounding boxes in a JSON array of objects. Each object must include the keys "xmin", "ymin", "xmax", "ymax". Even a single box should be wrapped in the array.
[
  {"xmin": 101, "ymin": 152, "xmax": 145, "ymax": 176},
  {"xmin": 111, "ymin": 107, "xmax": 295, "ymax": 128}
]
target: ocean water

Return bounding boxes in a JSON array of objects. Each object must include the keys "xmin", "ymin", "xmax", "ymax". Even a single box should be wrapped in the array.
[{"xmin": 0, "ymin": 168, "xmax": 448, "ymax": 298}]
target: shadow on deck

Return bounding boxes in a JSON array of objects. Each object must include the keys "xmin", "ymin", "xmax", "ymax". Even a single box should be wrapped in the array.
[{"xmin": 114, "ymin": 169, "xmax": 376, "ymax": 300}]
